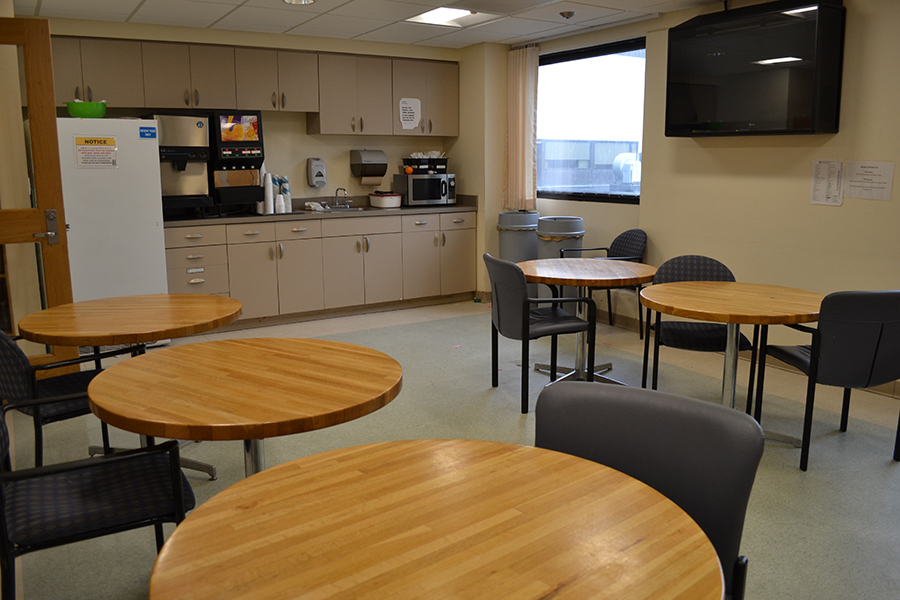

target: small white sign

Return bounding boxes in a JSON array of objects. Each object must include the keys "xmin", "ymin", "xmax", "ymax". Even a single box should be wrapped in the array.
[
  {"xmin": 399, "ymin": 98, "xmax": 421, "ymax": 130},
  {"xmin": 74, "ymin": 136, "xmax": 118, "ymax": 168},
  {"xmin": 810, "ymin": 159, "xmax": 843, "ymax": 206},
  {"xmin": 844, "ymin": 161, "xmax": 894, "ymax": 201}
]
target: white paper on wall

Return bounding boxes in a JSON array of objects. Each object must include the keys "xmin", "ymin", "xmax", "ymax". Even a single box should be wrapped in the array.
[
  {"xmin": 843, "ymin": 161, "xmax": 894, "ymax": 201},
  {"xmin": 811, "ymin": 159, "xmax": 843, "ymax": 206},
  {"xmin": 399, "ymin": 98, "xmax": 421, "ymax": 130}
]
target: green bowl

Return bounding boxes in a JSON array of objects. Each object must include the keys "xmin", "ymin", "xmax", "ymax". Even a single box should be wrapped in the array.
[{"xmin": 66, "ymin": 101, "xmax": 107, "ymax": 118}]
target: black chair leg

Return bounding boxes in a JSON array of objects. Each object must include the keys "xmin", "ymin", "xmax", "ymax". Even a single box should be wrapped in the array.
[
  {"xmin": 651, "ymin": 312, "xmax": 662, "ymax": 390},
  {"xmin": 731, "ymin": 556, "xmax": 749, "ymax": 600},
  {"xmin": 641, "ymin": 307, "xmax": 652, "ymax": 388},
  {"xmin": 491, "ymin": 325, "xmax": 499, "ymax": 388},
  {"xmin": 839, "ymin": 388, "xmax": 851, "ymax": 432},
  {"xmin": 154, "ymin": 523, "xmax": 165, "ymax": 552},
  {"xmin": 746, "ymin": 325, "xmax": 760, "ymax": 415},
  {"xmin": 0, "ymin": 552, "xmax": 14, "ymax": 600},
  {"xmin": 800, "ymin": 376, "xmax": 817, "ymax": 471},
  {"xmin": 101, "ymin": 421, "xmax": 112, "ymax": 455},
  {"xmin": 894, "ymin": 408, "xmax": 900, "ymax": 461},
  {"xmin": 32, "ymin": 412, "xmax": 43, "ymax": 468},
  {"xmin": 636, "ymin": 287, "xmax": 644, "ymax": 340},
  {"xmin": 754, "ymin": 326, "xmax": 769, "ymax": 423},
  {"xmin": 521, "ymin": 338, "xmax": 530, "ymax": 414},
  {"xmin": 549, "ymin": 336, "xmax": 558, "ymax": 384},
  {"xmin": 606, "ymin": 289, "xmax": 613, "ymax": 326},
  {"xmin": 586, "ymin": 323, "xmax": 595, "ymax": 383}
]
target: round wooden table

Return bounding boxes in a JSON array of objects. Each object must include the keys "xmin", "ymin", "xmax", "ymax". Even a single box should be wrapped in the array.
[
  {"xmin": 150, "ymin": 439, "xmax": 724, "ymax": 600},
  {"xmin": 641, "ymin": 281, "xmax": 824, "ymax": 408},
  {"xmin": 518, "ymin": 258, "xmax": 657, "ymax": 381},
  {"xmin": 17, "ymin": 293, "xmax": 243, "ymax": 347},
  {"xmin": 88, "ymin": 338, "xmax": 403, "ymax": 477}
]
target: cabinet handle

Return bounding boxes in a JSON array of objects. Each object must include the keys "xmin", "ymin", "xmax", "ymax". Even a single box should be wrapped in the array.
[
  {"xmin": 271, "ymin": 92, "xmax": 277, "ymax": 109},
  {"xmin": 185, "ymin": 234, "xmax": 203, "ymax": 239},
  {"xmin": 355, "ymin": 239, "xmax": 362, "ymax": 253},
  {"xmin": 428, "ymin": 119, "xmax": 433, "ymax": 134},
  {"xmin": 268, "ymin": 246, "xmax": 275, "ymax": 260},
  {"xmin": 194, "ymin": 89, "xmax": 200, "ymax": 106},
  {"xmin": 281, "ymin": 93, "xmax": 286, "ymax": 109},
  {"xmin": 363, "ymin": 236, "xmax": 370, "ymax": 253},
  {"xmin": 415, "ymin": 220, "xmax": 428, "ymax": 226},
  {"xmin": 434, "ymin": 233, "xmax": 439, "ymax": 247},
  {"xmin": 360, "ymin": 117, "xmax": 364, "ymax": 132},
  {"xmin": 351, "ymin": 116, "xmax": 356, "ymax": 133},
  {"xmin": 452, "ymin": 218, "xmax": 464, "ymax": 224},
  {"xmin": 186, "ymin": 253, "xmax": 204, "ymax": 260},
  {"xmin": 442, "ymin": 233, "xmax": 446, "ymax": 247},
  {"xmin": 188, "ymin": 278, "xmax": 206, "ymax": 284},
  {"xmin": 291, "ymin": 227, "xmax": 308, "ymax": 233},
  {"xmin": 183, "ymin": 89, "xmax": 190, "ymax": 107},
  {"xmin": 279, "ymin": 242, "xmax": 285, "ymax": 259},
  {"xmin": 243, "ymin": 230, "xmax": 261, "ymax": 236},
  {"xmin": 75, "ymin": 86, "xmax": 82, "ymax": 101},
  {"xmin": 87, "ymin": 86, "xmax": 93, "ymax": 102}
]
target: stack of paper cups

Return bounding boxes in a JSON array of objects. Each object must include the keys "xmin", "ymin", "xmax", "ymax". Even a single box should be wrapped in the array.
[
  {"xmin": 275, "ymin": 194, "xmax": 286, "ymax": 214},
  {"xmin": 263, "ymin": 173, "xmax": 274, "ymax": 214},
  {"xmin": 281, "ymin": 177, "xmax": 292, "ymax": 213}
]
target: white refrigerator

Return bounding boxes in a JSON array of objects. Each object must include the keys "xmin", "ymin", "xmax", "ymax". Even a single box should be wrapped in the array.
[{"xmin": 56, "ymin": 118, "xmax": 168, "ymax": 302}]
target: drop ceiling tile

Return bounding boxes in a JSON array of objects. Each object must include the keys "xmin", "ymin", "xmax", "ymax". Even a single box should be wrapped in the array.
[
  {"xmin": 37, "ymin": 0, "xmax": 142, "ymax": 20},
  {"xmin": 416, "ymin": 26, "xmax": 512, "ymax": 48},
  {"xmin": 473, "ymin": 16, "xmax": 567, "ymax": 36},
  {"xmin": 331, "ymin": 0, "xmax": 428, "ymax": 21},
  {"xmin": 515, "ymin": 1, "xmax": 620, "ymax": 24},
  {"xmin": 354, "ymin": 21, "xmax": 453, "ymax": 44},
  {"xmin": 13, "ymin": 0, "xmax": 38, "ymax": 15},
  {"xmin": 212, "ymin": 5, "xmax": 318, "ymax": 32},
  {"xmin": 131, "ymin": 0, "xmax": 237, "ymax": 28},
  {"xmin": 244, "ymin": 0, "xmax": 351, "ymax": 14},
  {"xmin": 286, "ymin": 13, "xmax": 392, "ymax": 38}
]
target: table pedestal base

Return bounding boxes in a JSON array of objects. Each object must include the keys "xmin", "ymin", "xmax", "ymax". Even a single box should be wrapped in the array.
[
  {"xmin": 89, "ymin": 439, "xmax": 218, "ymax": 480},
  {"xmin": 534, "ymin": 361, "xmax": 626, "ymax": 386},
  {"xmin": 244, "ymin": 439, "xmax": 265, "ymax": 477}
]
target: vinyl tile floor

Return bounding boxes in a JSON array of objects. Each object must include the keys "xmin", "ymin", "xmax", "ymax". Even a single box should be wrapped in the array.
[{"xmin": 7, "ymin": 300, "xmax": 900, "ymax": 599}]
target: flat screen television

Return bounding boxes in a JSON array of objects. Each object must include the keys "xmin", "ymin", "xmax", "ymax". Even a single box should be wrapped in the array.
[{"xmin": 665, "ymin": 0, "xmax": 845, "ymax": 137}]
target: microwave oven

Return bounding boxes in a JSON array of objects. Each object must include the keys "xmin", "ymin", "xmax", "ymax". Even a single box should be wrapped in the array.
[{"xmin": 393, "ymin": 174, "xmax": 456, "ymax": 206}]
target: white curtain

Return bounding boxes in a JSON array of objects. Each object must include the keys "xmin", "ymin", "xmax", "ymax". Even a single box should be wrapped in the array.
[{"xmin": 503, "ymin": 46, "xmax": 539, "ymax": 211}]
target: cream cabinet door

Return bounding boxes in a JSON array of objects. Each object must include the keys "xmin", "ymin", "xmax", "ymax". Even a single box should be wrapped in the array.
[
  {"xmin": 440, "ymin": 228, "xmax": 476, "ymax": 295},
  {"xmin": 142, "ymin": 42, "xmax": 193, "ymax": 109},
  {"xmin": 363, "ymin": 233, "xmax": 402, "ymax": 304},
  {"xmin": 227, "ymin": 242, "xmax": 279, "ymax": 319},
  {"xmin": 392, "ymin": 59, "xmax": 428, "ymax": 135},
  {"xmin": 278, "ymin": 51, "xmax": 318, "ymax": 112},
  {"xmin": 190, "ymin": 45, "xmax": 236, "ymax": 109},
  {"xmin": 79, "ymin": 38, "xmax": 145, "ymax": 107},
  {"xmin": 357, "ymin": 57, "xmax": 393, "ymax": 135},
  {"xmin": 278, "ymin": 238, "xmax": 325, "ymax": 314},
  {"xmin": 235, "ymin": 47, "xmax": 279, "ymax": 111},
  {"xmin": 315, "ymin": 54, "xmax": 359, "ymax": 134},
  {"xmin": 51, "ymin": 37, "xmax": 84, "ymax": 106},
  {"xmin": 402, "ymin": 230, "xmax": 440, "ymax": 299},
  {"xmin": 427, "ymin": 61, "xmax": 459, "ymax": 136},
  {"xmin": 322, "ymin": 236, "xmax": 365, "ymax": 308}
]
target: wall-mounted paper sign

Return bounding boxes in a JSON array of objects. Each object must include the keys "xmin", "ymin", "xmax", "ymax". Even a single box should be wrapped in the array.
[
  {"xmin": 811, "ymin": 159, "xmax": 843, "ymax": 206},
  {"xmin": 844, "ymin": 161, "xmax": 894, "ymax": 201},
  {"xmin": 399, "ymin": 98, "xmax": 421, "ymax": 130},
  {"xmin": 74, "ymin": 136, "xmax": 118, "ymax": 168}
]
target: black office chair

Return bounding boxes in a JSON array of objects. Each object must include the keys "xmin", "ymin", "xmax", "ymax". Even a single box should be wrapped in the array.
[
  {"xmin": 753, "ymin": 290, "xmax": 900, "ymax": 471},
  {"xmin": 561, "ymin": 228, "xmax": 648, "ymax": 337},
  {"xmin": 0, "ymin": 398, "xmax": 195, "ymax": 600},
  {"xmin": 484, "ymin": 253, "xmax": 596, "ymax": 414},
  {"xmin": 0, "ymin": 331, "xmax": 131, "ymax": 467},
  {"xmin": 535, "ymin": 382, "xmax": 764, "ymax": 600},
  {"xmin": 641, "ymin": 255, "xmax": 758, "ymax": 396}
]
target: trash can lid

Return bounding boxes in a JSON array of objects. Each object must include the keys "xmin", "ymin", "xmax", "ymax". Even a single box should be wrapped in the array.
[
  {"xmin": 537, "ymin": 216, "xmax": 584, "ymax": 236},
  {"xmin": 497, "ymin": 211, "xmax": 539, "ymax": 231}
]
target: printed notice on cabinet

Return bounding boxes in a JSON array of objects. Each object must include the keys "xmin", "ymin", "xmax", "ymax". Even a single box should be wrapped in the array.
[
  {"xmin": 74, "ymin": 136, "xmax": 118, "ymax": 169},
  {"xmin": 399, "ymin": 98, "xmax": 421, "ymax": 130},
  {"xmin": 811, "ymin": 159, "xmax": 843, "ymax": 206},
  {"xmin": 843, "ymin": 161, "xmax": 894, "ymax": 201}
]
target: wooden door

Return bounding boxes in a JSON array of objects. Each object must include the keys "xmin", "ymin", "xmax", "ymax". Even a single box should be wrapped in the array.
[{"xmin": 0, "ymin": 18, "xmax": 77, "ymax": 364}]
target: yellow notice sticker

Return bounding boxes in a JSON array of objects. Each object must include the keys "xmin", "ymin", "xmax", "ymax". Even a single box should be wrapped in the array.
[{"xmin": 74, "ymin": 136, "xmax": 118, "ymax": 168}]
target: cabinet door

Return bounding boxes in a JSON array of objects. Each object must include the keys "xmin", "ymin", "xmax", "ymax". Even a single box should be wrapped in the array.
[
  {"xmin": 227, "ymin": 242, "xmax": 279, "ymax": 319},
  {"xmin": 440, "ymin": 228, "xmax": 476, "ymax": 295},
  {"xmin": 363, "ymin": 233, "xmax": 402, "ymax": 304},
  {"xmin": 392, "ymin": 59, "xmax": 429, "ymax": 135},
  {"xmin": 315, "ymin": 54, "xmax": 358, "ymax": 134},
  {"xmin": 322, "ymin": 236, "xmax": 365, "ymax": 308},
  {"xmin": 278, "ymin": 51, "xmax": 318, "ymax": 112},
  {"xmin": 427, "ymin": 62, "xmax": 459, "ymax": 136},
  {"xmin": 190, "ymin": 45, "xmax": 236, "ymax": 109},
  {"xmin": 79, "ymin": 38, "xmax": 145, "ymax": 107},
  {"xmin": 142, "ymin": 42, "xmax": 193, "ymax": 109},
  {"xmin": 51, "ymin": 37, "xmax": 84, "ymax": 106},
  {"xmin": 357, "ymin": 57, "xmax": 393, "ymax": 135},
  {"xmin": 235, "ymin": 47, "xmax": 279, "ymax": 111},
  {"xmin": 402, "ymin": 230, "xmax": 440, "ymax": 299},
  {"xmin": 278, "ymin": 238, "xmax": 325, "ymax": 314}
]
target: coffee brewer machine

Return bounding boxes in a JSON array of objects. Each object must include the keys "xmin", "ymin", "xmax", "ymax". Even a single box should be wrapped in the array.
[
  {"xmin": 208, "ymin": 110, "xmax": 265, "ymax": 213},
  {"xmin": 156, "ymin": 114, "xmax": 215, "ymax": 220}
]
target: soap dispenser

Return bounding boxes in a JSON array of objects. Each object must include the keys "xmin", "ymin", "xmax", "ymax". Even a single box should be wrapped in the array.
[{"xmin": 307, "ymin": 158, "xmax": 326, "ymax": 188}]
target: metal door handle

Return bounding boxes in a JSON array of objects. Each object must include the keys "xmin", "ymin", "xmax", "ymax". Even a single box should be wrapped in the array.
[
  {"xmin": 351, "ymin": 117, "xmax": 356, "ymax": 133},
  {"xmin": 442, "ymin": 233, "xmax": 446, "ymax": 247},
  {"xmin": 415, "ymin": 220, "xmax": 428, "ymax": 226},
  {"xmin": 291, "ymin": 227, "xmax": 308, "ymax": 233},
  {"xmin": 428, "ymin": 119, "xmax": 433, "ymax": 134},
  {"xmin": 281, "ymin": 93, "xmax": 286, "ymax": 109},
  {"xmin": 279, "ymin": 243, "xmax": 284, "ymax": 259},
  {"xmin": 244, "ymin": 230, "xmax": 261, "ymax": 236},
  {"xmin": 194, "ymin": 89, "xmax": 200, "ymax": 106},
  {"xmin": 75, "ymin": 86, "xmax": 82, "ymax": 101},
  {"xmin": 269, "ymin": 246, "xmax": 275, "ymax": 260},
  {"xmin": 363, "ymin": 236, "xmax": 370, "ymax": 253},
  {"xmin": 184, "ymin": 89, "xmax": 190, "ymax": 106},
  {"xmin": 87, "ymin": 86, "xmax": 93, "ymax": 102},
  {"xmin": 360, "ymin": 117, "xmax": 364, "ymax": 132},
  {"xmin": 186, "ymin": 254, "xmax": 204, "ymax": 260},
  {"xmin": 271, "ymin": 92, "xmax": 277, "ymax": 108},
  {"xmin": 452, "ymin": 219, "xmax": 464, "ymax": 224},
  {"xmin": 185, "ymin": 234, "xmax": 203, "ymax": 239},
  {"xmin": 188, "ymin": 278, "xmax": 206, "ymax": 284},
  {"xmin": 356, "ymin": 239, "xmax": 362, "ymax": 253},
  {"xmin": 434, "ymin": 233, "xmax": 439, "ymax": 247}
]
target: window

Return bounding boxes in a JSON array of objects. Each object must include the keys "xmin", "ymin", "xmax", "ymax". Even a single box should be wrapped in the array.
[{"xmin": 537, "ymin": 38, "xmax": 646, "ymax": 204}]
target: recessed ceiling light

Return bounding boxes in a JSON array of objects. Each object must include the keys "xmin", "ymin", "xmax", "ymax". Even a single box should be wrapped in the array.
[
  {"xmin": 283, "ymin": 0, "xmax": 315, "ymax": 5},
  {"xmin": 407, "ymin": 8, "xmax": 473, "ymax": 27},
  {"xmin": 754, "ymin": 56, "xmax": 803, "ymax": 65}
]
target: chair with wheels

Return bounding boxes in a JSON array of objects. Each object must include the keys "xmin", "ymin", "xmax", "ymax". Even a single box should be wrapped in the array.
[
  {"xmin": 0, "ymin": 397, "xmax": 195, "ymax": 600},
  {"xmin": 560, "ymin": 228, "xmax": 648, "ymax": 337},
  {"xmin": 641, "ymin": 255, "xmax": 758, "ymax": 398},
  {"xmin": 535, "ymin": 381, "xmax": 764, "ymax": 600},
  {"xmin": 753, "ymin": 290, "xmax": 900, "ymax": 471},
  {"xmin": 484, "ymin": 253, "xmax": 596, "ymax": 414}
]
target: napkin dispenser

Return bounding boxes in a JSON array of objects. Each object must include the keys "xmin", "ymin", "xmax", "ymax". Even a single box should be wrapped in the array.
[{"xmin": 350, "ymin": 149, "xmax": 388, "ymax": 185}]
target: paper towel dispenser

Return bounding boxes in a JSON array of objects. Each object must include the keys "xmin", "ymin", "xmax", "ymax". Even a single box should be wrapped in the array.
[{"xmin": 350, "ymin": 149, "xmax": 388, "ymax": 178}]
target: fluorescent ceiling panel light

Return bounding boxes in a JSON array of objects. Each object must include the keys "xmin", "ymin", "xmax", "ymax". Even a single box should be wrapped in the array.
[
  {"xmin": 783, "ymin": 6, "xmax": 818, "ymax": 16},
  {"xmin": 407, "ymin": 8, "xmax": 472, "ymax": 27},
  {"xmin": 284, "ymin": 0, "xmax": 315, "ymax": 5},
  {"xmin": 755, "ymin": 56, "xmax": 803, "ymax": 65}
]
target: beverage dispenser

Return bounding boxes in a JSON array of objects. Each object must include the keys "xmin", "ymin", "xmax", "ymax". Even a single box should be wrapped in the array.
[
  {"xmin": 208, "ymin": 110, "xmax": 265, "ymax": 213},
  {"xmin": 155, "ymin": 114, "xmax": 215, "ymax": 220}
]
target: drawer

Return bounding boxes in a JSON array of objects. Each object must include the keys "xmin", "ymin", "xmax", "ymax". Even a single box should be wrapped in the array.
[
  {"xmin": 321, "ymin": 215, "xmax": 401, "ymax": 237},
  {"xmin": 165, "ymin": 244, "xmax": 228, "ymax": 269},
  {"xmin": 401, "ymin": 214, "xmax": 439, "ymax": 232},
  {"xmin": 226, "ymin": 222, "xmax": 276, "ymax": 244},
  {"xmin": 441, "ymin": 212, "xmax": 475, "ymax": 230},
  {"xmin": 276, "ymin": 220, "xmax": 322, "ymax": 240},
  {"xmin": 164, "ymin": 225, "xmax": 227, "ymax": 248},
  {"xmin": 166, "ymin": 264, "xmax": 229, "ymax": 294}
]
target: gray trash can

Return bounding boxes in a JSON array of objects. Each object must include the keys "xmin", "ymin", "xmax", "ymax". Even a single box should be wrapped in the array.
[
  {"xmin": 537, "ymin": 216, "xmax": 585, "ymax": 306},
  {"xmin": 497, "ymin": 211, "xmax": 539, "ymax": 264}
]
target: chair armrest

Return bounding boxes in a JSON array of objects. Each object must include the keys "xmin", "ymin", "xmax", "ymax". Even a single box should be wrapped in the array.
[
  {"xmin": 0, "ymin": 439, "xmax": 180, "ymax": 482},
  {"xmin": 2, "ymin": 393, "xmax": 91, "ymax": 414},
  {"xmin": 595, "ymin": 255, "xmax": 642, "ymax": 262},
  {"xmin": 560, "ymin": 246, "xmax": 610, "ymax": 258},
  {"xmin": 32, "ymin": 345, "xmax": 143, "ymax": 373},
  {"xmin": 785, "ymin": 323, "xmax": 817, "ymax": 336}
]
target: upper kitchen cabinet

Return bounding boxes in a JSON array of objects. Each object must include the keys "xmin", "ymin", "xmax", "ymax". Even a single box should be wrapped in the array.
[
  {"xmin": 143, "ymin": 42, "xmax": 236, "ymax": 110},
  {"xmin": 51, "ymin": 37, "xmax": 144, "ymax": 107},
  {"xmin": 392, "ymin": 60, "xmax": 458, "ymax": 136},
  {"xmin": 234, "ymin": 48, "xmax": 318, "ymax": 112},
  {"xmin": 309, "ymin": 54, "xmax": 392, "ymax": 135}
]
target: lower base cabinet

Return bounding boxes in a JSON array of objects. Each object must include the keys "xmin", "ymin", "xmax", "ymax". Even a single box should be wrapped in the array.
[{"xmin": 323, "ymin": 233, "xmax": 402, "ymax": 309}]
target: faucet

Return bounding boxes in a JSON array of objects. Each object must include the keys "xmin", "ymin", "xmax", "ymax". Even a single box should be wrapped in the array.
[{"xmin": 331, "ymin": 188, "xmax": 349, "ymax": 208}]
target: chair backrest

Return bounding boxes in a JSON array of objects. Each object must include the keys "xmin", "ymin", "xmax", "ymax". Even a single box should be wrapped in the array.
[
  {"xmin": 653, "ymin": 254, "xmax": 736, "ymax": 284},
  {"xmin": 483, "ymin": 253, "xmax": 529, "ymax": 341},
  {"xmin": 535, "ymin": 382, "xmax": 764, "ymax": 595},
  {"xmin": 816, "ymin": 290, "xmax": 900, "ymax": 389},
  {"xmin": 608, "ymin": 228, "xmax": 647, "ymax": 261},
  {"xmin": 0, "ymin": 331, "xmax": 34, "ymax": 404}
]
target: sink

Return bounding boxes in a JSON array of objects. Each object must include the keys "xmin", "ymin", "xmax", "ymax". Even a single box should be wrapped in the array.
[{"xmin": 324, "ymin": 206, "xmax": 375, "ymax": 212}]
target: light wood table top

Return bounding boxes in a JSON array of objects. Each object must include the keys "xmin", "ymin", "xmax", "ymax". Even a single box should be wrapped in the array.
[
  {"xmin": 150, "ymin": 439, "xmax": 724, "ymax": 600},
  {"xmin": 88, "ymin": 338, "xmax": 403, "ymax": 442},
  {"xmin": 519, "ymin": 258, "xmax": 657, "ymax": 287},
  {"xmin": 17, "ymin": 293, "xmax": 243, "ymax": 346},
  {"xmin": 640, "ymin": 281, "xmax": 825, "ymax": 325}
]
